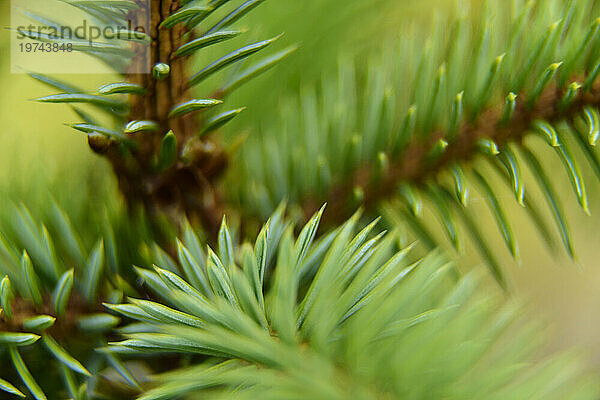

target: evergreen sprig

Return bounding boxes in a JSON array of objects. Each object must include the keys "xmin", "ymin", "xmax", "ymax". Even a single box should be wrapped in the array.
[
  {"xmin": 100, "ymin": 207, "xmax": 596, "ymax": 399},
  {"xmin": 231, "ymin": 0, "xmax": 600, "ymax": 284},
  {"xmin": 27, "ymin": 0, "xmax": 294, "ymax": 235},
  {"xmin": 0, "ymin": 199, "xmax": 167, "ymax": 399},
  {"xmin": 1, "ymin": 203, "xmax": 596, "ymax": 398}
]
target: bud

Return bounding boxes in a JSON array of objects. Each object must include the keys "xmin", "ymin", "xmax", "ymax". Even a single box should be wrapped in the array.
[
  {"xmin": 87, "ymin": 132, "xmax": 113, "ymax": 154},
  {"xmin": 153, "ymin": 63, "xmax": 171, "ymax": 80}
]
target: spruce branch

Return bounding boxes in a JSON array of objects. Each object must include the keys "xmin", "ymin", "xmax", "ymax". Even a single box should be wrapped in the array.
[
  {"xmin": 233, "ymin": 0, "xmax": 600, "ymax": 283},
  {"xmin": 304, "ymin": 78, "xmax": 600, "ymax": 225},
  {"xmin": 0, "ymin": 200, "xmax": 165, "ymax": 399},
  {"xmin": 101, "ymin": 208, "xmax": 598, "ymax": 399},
  {"xmin": 28, "ymin": 0, "xmax": 292, "ymax": 237}
]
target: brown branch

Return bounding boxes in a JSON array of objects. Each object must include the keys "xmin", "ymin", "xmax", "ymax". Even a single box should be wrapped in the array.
[
  {"xmin": 91, "ymin": 0, "xmax": 228, "ymax": 239},
  {"xmin": 303, "ymin": 78, "xmax": 600, "ymax": 224},
  {"xmin": 0, "ymin": 293, "xmax": 101, "ymax": 338}
]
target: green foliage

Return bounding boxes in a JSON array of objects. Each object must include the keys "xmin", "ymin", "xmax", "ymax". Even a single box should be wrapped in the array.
[
  {"xmin": 27, "ymin": 0, "xmax": 293, "ymax": 179},
  {"xmin": 0, "ymin": 199, "xmax": 166, "ymax": 398},
  {"xmin": 2, "ymin": 0, "xmax": 600, "ymax": 398},
  {"xmin": 0, "ymin": 202, "xmax": 596, "ymax": 398},
  {"xmin": 231, "ymin": 0, "xmax": 600, "ymax": 284},
  {"xmin": 101, "ymin": 210, "xmax": 596, "ymax": 399}
]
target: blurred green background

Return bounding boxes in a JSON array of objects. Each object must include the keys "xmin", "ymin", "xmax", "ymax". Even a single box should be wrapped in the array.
[{"xmin": 1, "ymin": 0, "xmax": 599, "ymax": 369}]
